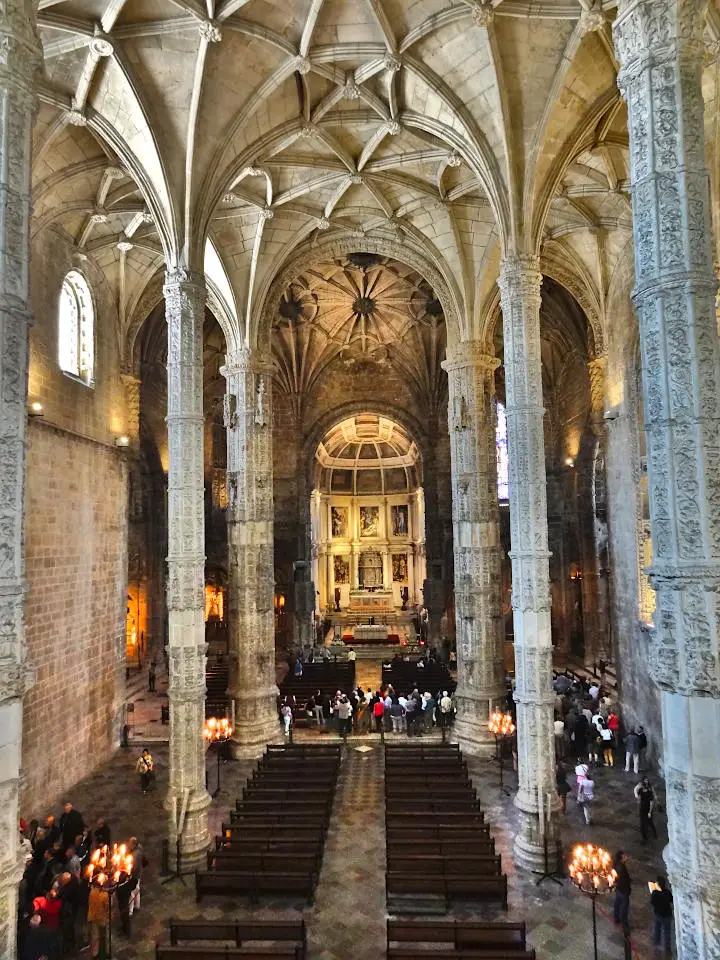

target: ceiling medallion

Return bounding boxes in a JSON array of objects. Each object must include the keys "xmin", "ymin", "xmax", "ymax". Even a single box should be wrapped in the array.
[{"xmin": 353, "ymin": 296, "xmax": 375, "ymax": 317}]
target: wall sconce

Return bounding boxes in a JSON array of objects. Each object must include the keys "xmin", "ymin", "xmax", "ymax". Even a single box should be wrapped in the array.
[
  {"xmin": 565, "ymin": 457, "xmax": 575, "ymax": 468},
  {"xmin": 115, "ymin": 435, "xmax": 130, "ymax": 448},
  {"xmin": 29, "ymin": 402, "xmax": 44, "ymax": 417}
]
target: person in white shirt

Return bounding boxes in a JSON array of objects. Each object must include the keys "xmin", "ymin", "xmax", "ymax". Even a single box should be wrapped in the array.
[
  {"xmin": 588, "ymin": 683, "xmax": 600, "ymax": 700},
  {"xmin": 553, "ymin": 717, "xmax": 565, "ymax": 759},
  {"xmin": 574, "ymin": 761, "xmax": 589, "ymax": 801},
  {"xmin": 347, "ymin": 648, "xmax": 356, "ymax": 662},
  {"xmin": 577, "ymin": 774, "xmax": 595, "ymax": 823}
]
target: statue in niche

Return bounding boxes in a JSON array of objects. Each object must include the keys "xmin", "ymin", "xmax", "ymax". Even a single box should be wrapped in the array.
[
  {"xmin": 453, "ymin": 391, "xmax": 470, "ymax": 431},
  {"xmin": 223, "ymin": 393, "xmax": 237, "ymax": 430},
  {"xmin": 254, "ymin": 376, "xmax": 265, "ymax": 426}
]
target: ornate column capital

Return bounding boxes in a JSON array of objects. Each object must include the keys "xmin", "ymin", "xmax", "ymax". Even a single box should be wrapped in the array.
[
  {"xmin": 442, "ymin": 341, "xmax": 499, "ymax": 373},
  {"xmin": 221, "ymin": 342, "xmax": 273, "ymax": 378},
  {"xmin": 614, "ymin": 0, "xmax": 708, "ymax": 88},
  {"xmin": 498, "ymin": 255, "xmax": 542, "ymax": 303}
]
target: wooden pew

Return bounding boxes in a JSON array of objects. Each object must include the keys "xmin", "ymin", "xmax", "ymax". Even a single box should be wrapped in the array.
[
  {"xmin": 386, "ymin": 854, "xmax": 502, "ymax": 876},
  {"xmin": 209, "ymin": 849, "xmax": 321, "ymax": 874},
  {"xmin": 387, "ymin": 838, "xmax": 495, "ymax": 858},
  {"xmin": 215, "ymin": 836, "xmax": 323, "ymax": 855},
  {"xmin": 387, "ymin": 919, "xmax": 526, "ymax": 953},
  {"xmin": 168, "ymin": 919, "xmax": 307, "ymax": 958},
  {"xmin": 195, "ymin": 869, "xmax": 318, "ymax": 904},
  {"xmin": 386, "ymin": 871, "xmax": 508, "ymax": 909},
  {"xmin": 157, "ymin": 947, "xmax": 301, "ymax": 960}
]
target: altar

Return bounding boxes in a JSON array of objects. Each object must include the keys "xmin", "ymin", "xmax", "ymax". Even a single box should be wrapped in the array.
[
  {"xmin": 354, "ymin": 623, "xmax": 389, "ymax": 642},
  {"xmin": 348, "ymin": 589, "xmax": 394, "ymax": 613}
]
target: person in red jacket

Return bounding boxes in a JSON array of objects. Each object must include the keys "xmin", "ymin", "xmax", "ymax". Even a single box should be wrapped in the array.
[
  {"xmin": 372, "ymin": 693, "xmax": 385, "ymax": 733},
  {"xmin": 33, "ymin": 884, "xmax": 62, "ymax": 929}
]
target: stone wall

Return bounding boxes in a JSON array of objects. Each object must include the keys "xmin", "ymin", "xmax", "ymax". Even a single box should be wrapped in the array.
[{"xmin": 21, "ymin": 227, "xmax": 128, "ymax": 815}]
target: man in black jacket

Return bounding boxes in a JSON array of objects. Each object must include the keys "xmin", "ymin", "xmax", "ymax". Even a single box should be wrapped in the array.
[
  {"xmin": 59, "ymin": 802, "xmax": 84, "ymax": 851},
  {"xmin": 613, "ymin": 850, "xmax": 632, "ymax": 928}
]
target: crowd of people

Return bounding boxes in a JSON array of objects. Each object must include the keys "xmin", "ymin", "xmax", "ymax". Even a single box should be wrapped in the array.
[
  {"xmin": 18, "ymin": 799, "xmax": 146, "ymax": 958},
  {"xmin": 280, "ymin": 683, "xmax": 456, "ymax": 736},
  {"xmin": 546, "ymin": 671, "xmax": 672, "ymax": 952}
]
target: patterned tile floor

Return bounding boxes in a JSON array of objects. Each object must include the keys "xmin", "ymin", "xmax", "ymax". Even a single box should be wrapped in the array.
[{"xmin": 34, "ymin": 731, "xmax": 671, "ymax": 959}]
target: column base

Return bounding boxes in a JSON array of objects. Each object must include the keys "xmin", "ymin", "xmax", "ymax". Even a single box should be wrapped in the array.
[
  {"xmin": 231, "ymin": 685, "xmax": 282, "ymax": 758},
  {"xmin": 453, "ymin": 716, "xmax": 496, "ymax": 757},
  {"xmin": 513, "ymin": 794, "xmax": 562, "ymax": 873},
  {"xmin": 164, "ymin": 787, "xmax": 211, "ymax": 874}
]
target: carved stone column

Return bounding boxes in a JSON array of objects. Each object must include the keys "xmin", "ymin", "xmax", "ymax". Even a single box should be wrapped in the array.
[
  {"xmin": 580, "ymin": 357, "xmax": 609, "ymax": 665},
  {"xmin": 442, "ymin": 344, "xmax": 504, "ymax": 751},
  {"xmin": 498, "ymin": 255, "xmax": 560, "ymax": 871},
  {"xmin": 614, "ymin": 3, "xmax": 720, "ymax": 954},
  {"xmin": 222, "ymin": 346, "xmax": 280, "ymax": 757},
  {"xmin": 0, "ymin": 7, "xmax": 40, "ymax": 957},
  {"xmin": 163, "ymin": 270, "xmax": 211, "ymax": 871}
]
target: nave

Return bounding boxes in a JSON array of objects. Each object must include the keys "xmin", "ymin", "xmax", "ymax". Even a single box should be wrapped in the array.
[{"xmin": 24, "ymin": 736, "xmax": 668, "ymax": 960}]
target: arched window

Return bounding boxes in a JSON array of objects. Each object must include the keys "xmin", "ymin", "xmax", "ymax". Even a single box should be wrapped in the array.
[
  {"xmin": 496, "ymin": 401, "xmax": 509, "ymax": 501},
  {"xmin": 58, "ymin": 270, "xmax": 94, "ymax": 384}
]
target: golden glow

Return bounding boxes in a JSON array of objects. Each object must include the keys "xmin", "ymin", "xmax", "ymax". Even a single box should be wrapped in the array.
[
  {"xmin": 126, "ymin": 583, "xmax": 147, "ymax": 663},
  {"xmin": 488, "ymin": 712, "xmax": 515, "ymax": 737},
  {"xmin": 568, "ymin": 843, "xmax": 617, "ymax": 896},
  {"xmin": 203, "ymin": 716, "xmax": 233, "ymax": 742},
  {"xmin": 86, "ymin": 843, "xmax": 134, "ymax": 888},
  {"xmin": 205, "ymin": 584, "xmax": 224, "ymax": 621},
  {"xmin": 30, "ymin": 401, "xmax": 43, "ymax": 413}
]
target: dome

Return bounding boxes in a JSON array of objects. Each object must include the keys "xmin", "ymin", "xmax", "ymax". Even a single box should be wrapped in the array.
[{"xmin": 314, "ymin": 415, "xmax": 420, "ymax": 494}]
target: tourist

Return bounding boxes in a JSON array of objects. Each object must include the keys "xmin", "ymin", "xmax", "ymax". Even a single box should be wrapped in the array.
[
  {"xmin": 21, "ymin": 913, "xmax": 59, "ymax": 960},
  {"xmin": 624, "ymin": 728, "xmax": 640, "ymax": 774},
  {"xmin": 422, "ymin": 691, "xmax": 436, "ymax": 730},
  {"xmin": 64, "ymin": 846, "xmax": 81, "ymax": 880},
  {"xmin": 637, "ymin": 725, "xmax": 648, "ymax": 769},
  {"xmin": 650, "ymin": 876, "xmax": 673, "ymax": 952},
  {"xmin": 573, "ymin": 712, "xmax": 590, "ymax": 761},
  {"xmin": 347, "ymin": 647, "xmax": 356, "ymax": 662},
  {"xmin": 634, "ymin": 777, "xmax": 658, "ymax": 842},
  {"xmin": 439, "ymin": 690, "xmax": 453, "ymax": 728},
  {"xmin": 588, "ymin": 680, "xmax": 600, "ymax": 701},
  {"xmin": 128, "ymin": 836, "xmax": 144, "ymax": 916},
  {"xmin": 136, "ymin": 748, "xmax": 154, "ymax": 795},
  {"xmin": 613, "ymin": 851, "xmax": 632, "ymax": 928},
  {"xmin": 93, "ymin": 818, "xmax": 111, "ymax": 850},
  {"xmin": 574, "ymin": 759, "xmax": 589, "ymax": 802},
  {"xmin": 281, "ymin": 701, "xmax": 293, "ymax": 735},
  {"xmin": 58, "ymin": 870, "xmax": 80, "ymax": 954},
  {"xmin": 555, "ymin": 762, "xmax": 570, "ymax": 813},
  {"xmin": 59, "ymin": 802, "xmax": 84, "ymax": 851},
  {"xmin": 372, "ymin": 693, "xmax": 385, "ymax": 733},
  {"xmin": 336, "ymin": 695, "xmax": 352, "ymax": 735},
  {"xmin": 597, "ymin": 718, "xmax": 614, "ymax": 766},
  {"xmin": 553, "ymin": 715, "xmax": 565, "ymax": 759},
  {"xmin": 577, "ymin": 771, "xmax": 594, "ymax": 824},
  {"xmin": 148, "ymin": 659, "xmax": 157, "ymax": 693},
  {"xmin": 389, "ymin": 697, "xmax": 404, "ymax": 733},
  {"xmin": 86, "ymin": 881, "xmax": 110, "ymax": 958},
  {"xmin": 294, "ymin": 657, "xmax": 303, "ymax": 678},
  {"xmin": 312, "ymin": 689, "xmax": 324, "ymax": 725}
]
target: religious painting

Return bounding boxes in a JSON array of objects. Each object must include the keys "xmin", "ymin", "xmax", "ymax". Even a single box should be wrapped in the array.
[
  {"xmin": 359, "ymin": 505, "xmax": 379, "ymax": 537},
  {"xmin": 391, "ymin": 504, "xmax": 409, "ymax": 537},
  {"xmin": 331, "ymin": 506, "xmax": 348, "ymax": 538},
  {"xmin": 392, "ymin": 553, "xmax": 408, "ymax": 583},
  {"xmin": 333, "ymin": 555, "xmax": 350, "ymax": 584}
]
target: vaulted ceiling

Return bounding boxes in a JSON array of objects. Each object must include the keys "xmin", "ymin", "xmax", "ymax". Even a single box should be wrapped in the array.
[{"xmin": 32, "ymin": 1, "xmax": 720, "ymax": 366}]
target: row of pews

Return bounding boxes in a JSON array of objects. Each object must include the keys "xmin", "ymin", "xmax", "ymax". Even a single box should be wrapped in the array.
[
  {"xmin": 199, "ymin": 744, "xmax": 339, "ymax": 905},
  {"xmin": 384, "ymin": 743, "xmax": 535, "ymax": 960},
  {"xmin": 382, "ymin": 659, "xmax": 456, "ymax": 696},
  {"xmin": 384, "ymin": 744, "xmax": 507, "ymax": 913},
  {"xmin": 386, "ymin": 919, "xmax": 535, "ymax": 960},
  {"xmin": 155, "ymin": 920, "xmax": 307, "ymax": 959}
]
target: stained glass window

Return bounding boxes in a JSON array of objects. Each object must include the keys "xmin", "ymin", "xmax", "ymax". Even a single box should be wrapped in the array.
[
  {"xmin": 496, "ymin": 401, "xmax": 509, "ymax": 501},
  {"xmin": 58, "ymin": 270, "xmax": 94, "ymax": 384}
]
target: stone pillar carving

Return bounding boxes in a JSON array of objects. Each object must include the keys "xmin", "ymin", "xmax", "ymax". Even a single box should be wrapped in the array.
[
  {"xmin": 222, "ymin": 345, "xmax": 280, "ymax": 757},
  {"xmin": 442, "ymin": 344, "xmax": 504, "ymax": 751},
  {"xmin": 581, "ymin": 357, "xmax": 609, "ymax": 665},
  {"xmin": 614, "ymin": 3, "xmax": 720, "ymax": 954},
  {"xmin": 0, "ymin": 7, "xmax": 40, "ymax": 957},
  {"xmin": 120, "ymin": 372, "xmax": 142, "ymax": 445},
  {"xmin": 163, "ymin": 269, "xmax": 211, "ymax": 871},
  {"xmin": 498, "ymin": 255, "xmax": 560, "ymax": 871}
]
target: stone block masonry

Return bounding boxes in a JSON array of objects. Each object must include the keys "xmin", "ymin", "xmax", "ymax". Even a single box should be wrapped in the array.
[{"xmin": 21, "ymin": 420, "xmax": 127, "ymax": 817}]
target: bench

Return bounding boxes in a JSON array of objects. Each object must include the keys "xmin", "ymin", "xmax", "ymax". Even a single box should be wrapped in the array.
[
  {"xmin": 386, "ymin": 825, "xmax": 491, "ymax": 842},
  {"xmin": 243, "ymin": 787, "xmax": 335, "ymax": 803},
  {"xmin": 387, "ymin": 839, "xmax": 495, "ymax": 857},
  {"xmin": 386, "ymin": 872, "xmax": 508, "ymax": 909},
  {"xmin": 387, "ymin": 919, "xmax": 526, "ymax": 953},
  {"xmin": 210, "ymin": 850, "xmax": 321, "ymax": 874},
  {"xmin": 157, "ymin": 947, "xmax": 300, "ymax": 960},
  {"xmin": 386, "ymin": 854, "xmax": 502, "ymax": 876},
  {"xmin": 195, "ymin": 869, "xmax": 318, "ymax": 904},
  {"xmin": 169, "ymin": 919, "xmax": 306, "ymax": 958},
  {"xmin": 386, "ymin": 812, "xmax": 485, "ymax": 827},
  {"xmin": 221, "ymin": 824, "xmax": 326, "ymax": 842},
  {"xmin": 215, "ymin": 835, "xmax": 324, "ymax": 854},
  {"xmin": 388, "ymin": 952, "xmax": 534, "ymax": 960}
]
